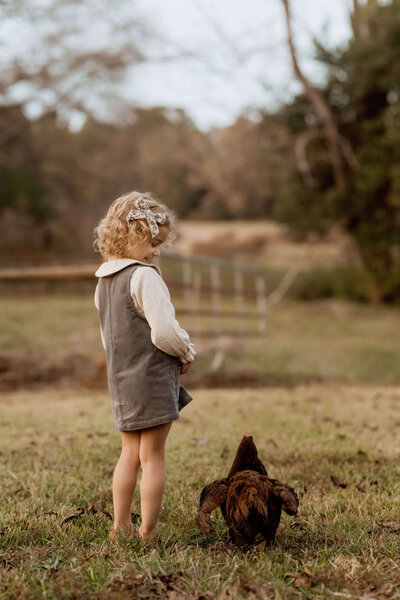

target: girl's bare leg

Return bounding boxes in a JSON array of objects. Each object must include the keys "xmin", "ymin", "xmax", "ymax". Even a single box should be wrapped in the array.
[
  {"xmin": 138, "ymin": 421, "xmax": 172, "ymax": 540},
  {"xmin": 112, "ymin": 430, "xmax": 141, "ymax": 531}
]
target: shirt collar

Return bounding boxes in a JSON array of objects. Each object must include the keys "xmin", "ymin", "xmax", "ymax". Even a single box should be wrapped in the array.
[{"xmin": 95, "ymin": 258, "xmax": 161, "ymax": 278}]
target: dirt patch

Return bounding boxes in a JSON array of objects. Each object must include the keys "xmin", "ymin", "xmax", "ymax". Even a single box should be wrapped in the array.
[
  {"xmin": 0, "ymin": 351, "xmax": 264, "ymax": 391},
  {"xmin": 0, "ymin": 351, "xmax": 107, "ymax": 392},
  {"xmin": 0, "ymin": 352, "xmax": 325, "ymax": 392},
  {"xmin": 0, "ymin": 351, "xmax": 270, "ymax": 392}
]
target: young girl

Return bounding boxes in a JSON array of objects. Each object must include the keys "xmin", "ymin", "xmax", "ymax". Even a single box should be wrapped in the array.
[{"xmin": 93, "ymin": 191, "xmax": 195, "ymax": 542}]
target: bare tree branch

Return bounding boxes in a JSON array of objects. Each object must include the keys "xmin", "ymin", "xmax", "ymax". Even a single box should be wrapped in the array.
[
  {"xmin": 265, "ymin": 263, "xmax": 301, "ymax": 308},
  {"xmin": 281, "ymin": 0, "xmax": 347, "ymax": 191},
  {"xmin": 350, "ymin": 0, "xmax": 360, "ymax": 37},
  {"xmin": 0, "ymin": 0, "xmax": 146, "ymax": 120},
  {"xmin": 294, "ymin": 129, "xmax": 320, "ymax": 188},
  {"xmin": 340, "ymin": 135, "xmax": 359, "ymax": 171}
]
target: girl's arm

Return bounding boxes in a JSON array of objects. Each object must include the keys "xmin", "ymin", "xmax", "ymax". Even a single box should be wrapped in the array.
[
  {"xmin": 94, "ymin": 283, "xmax": 106, "ymax": 350},
  {"xmin": 131, "ymin": 267, "xmax": 196, "ymax": 364}
]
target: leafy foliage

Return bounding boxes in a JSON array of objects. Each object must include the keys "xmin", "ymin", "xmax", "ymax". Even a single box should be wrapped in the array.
[{"xmin": 275, "ymin": 0, "xmax": 400, "ymax": 300}]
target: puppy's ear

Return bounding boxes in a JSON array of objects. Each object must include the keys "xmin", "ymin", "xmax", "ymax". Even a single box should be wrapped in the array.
[{"xmin": 272, "ymin": 484, "xmax": 299, "ymax": 515}]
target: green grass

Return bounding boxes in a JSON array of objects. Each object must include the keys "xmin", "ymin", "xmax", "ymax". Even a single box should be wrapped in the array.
[
  {"xmin": 1, "ymin": 295, "xmax": 400, "ymax": 386},
  {"xmin": 233, "ymin": 300, "xmax": 400, "ymax": 385},
  {"xmin": 1, "ymin": 386, "xmax": 400, "ymax": 599}
]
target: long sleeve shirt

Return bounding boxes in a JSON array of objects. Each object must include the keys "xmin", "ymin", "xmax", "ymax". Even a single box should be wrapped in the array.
[{"xmin": 94, "ymin": 258, "xmax": 196, "ymax": 364}]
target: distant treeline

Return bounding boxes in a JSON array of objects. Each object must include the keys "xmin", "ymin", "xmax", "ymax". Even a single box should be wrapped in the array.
[
  {"xmin": 0, "ymin": 104, "xmax": 288, "ymax": 259},
  {"xmin": 1, "ymin": 0, "xmax": 399, "ymax": 301}
]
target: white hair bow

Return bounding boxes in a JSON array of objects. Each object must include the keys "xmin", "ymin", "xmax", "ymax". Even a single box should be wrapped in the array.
[{"xmin": 126, "ymin": 197, "xmax": 167, "ymax": 238}]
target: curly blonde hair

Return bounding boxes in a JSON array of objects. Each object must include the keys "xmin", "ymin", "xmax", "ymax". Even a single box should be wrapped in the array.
[{"xmin": 93, "ymin": 191, "xmax": 176, "ymax": 259}]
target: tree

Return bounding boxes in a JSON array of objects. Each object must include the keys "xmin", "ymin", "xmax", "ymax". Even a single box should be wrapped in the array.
[
  {"xmin": 0, "ymin": 104, "xmax": 52, "ymax": 258},
  {"xmin": 0, "ymin": 106, "xmax": 208, "ymax": 259},
  {"xmin": 0, "ymin": 0, "xmax": 149, "ymax": 258},
  {"xmin": 278, "ymin": 0, "xmax": 400, "ymax": 301},
  {"xmin": 0, "ymin": 0, "xmax": 145, "ymax": 121},
  {"xmin": 188, "ymin": 116, "xmax": 275, "ymax": 220}
]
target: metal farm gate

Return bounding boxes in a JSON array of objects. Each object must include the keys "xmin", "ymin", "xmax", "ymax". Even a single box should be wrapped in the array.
[{"xmin": 0, "ymin": 252, "xmax": 298, "ymax": 341}]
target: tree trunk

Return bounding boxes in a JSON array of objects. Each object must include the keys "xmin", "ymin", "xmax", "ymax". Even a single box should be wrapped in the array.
[
  {"xmin": 281, "ymin": 0, "xmax": 347, "ymax": 192},
  {"xmin": 350, "ymin": 0, "xmax": 360, "ymax": 37}
]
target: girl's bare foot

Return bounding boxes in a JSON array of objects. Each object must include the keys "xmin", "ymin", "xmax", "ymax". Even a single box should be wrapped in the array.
[
  {"xmin": 138, "ymin": 525, "xmax": 158, "ymax": 543},
  {"xmin": 109, "ymin": 522, "xmax": 137, "ymax": 540}
]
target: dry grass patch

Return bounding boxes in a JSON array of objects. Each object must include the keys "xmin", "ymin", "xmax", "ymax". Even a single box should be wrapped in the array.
[{"xmin": 0, "ymin": 385, "xmax": 399, "ymax": 598}]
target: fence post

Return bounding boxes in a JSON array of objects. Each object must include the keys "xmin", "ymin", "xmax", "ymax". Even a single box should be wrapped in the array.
[
  {"xmin": 210, "ymin": 265, "xmax": 222, "ymax": 335},
  {"xmin": 234, "ymin": 269, "xmax": 245, "ymax": 334},
  {"xmin": 182, "ymin": 259, "xmax": 193, "ymax": 330},
  {"xmin": 193, "ymin": 270, "xmax": 202, "ymax": 337},
  {"xmin": 256, "ymin": 275, "xmax": 267, "ymax": 335}
]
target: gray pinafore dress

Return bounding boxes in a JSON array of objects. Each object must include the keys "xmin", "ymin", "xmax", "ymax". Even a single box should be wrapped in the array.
[{"xmin": 97, "ymin": 263, "xmax": 193, "ymax": 431}]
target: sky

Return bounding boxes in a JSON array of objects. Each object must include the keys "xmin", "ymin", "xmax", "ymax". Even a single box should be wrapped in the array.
[
  {"xmin": 2, "ymin": 0, "xmax": 354, "ymax": 131},
  {"xmin": 122, "ymin": 0, "xmax": 353, "ymax": 129}
]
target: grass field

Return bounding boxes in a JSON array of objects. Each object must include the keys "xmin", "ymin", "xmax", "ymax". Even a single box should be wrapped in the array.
[
  {"xmin": 1, "ymin": 295, "xmax": 400, "ymax": 388},
  {"xmin": 1, "ymin": 385, "xmax": 399, "ymax": 599}
]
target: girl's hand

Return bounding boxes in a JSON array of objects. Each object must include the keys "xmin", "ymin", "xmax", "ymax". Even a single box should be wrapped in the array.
[{"xmin": 180, "ymin": 362, "xmax": 192, "ymax": 374}]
